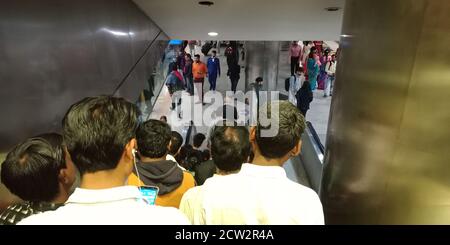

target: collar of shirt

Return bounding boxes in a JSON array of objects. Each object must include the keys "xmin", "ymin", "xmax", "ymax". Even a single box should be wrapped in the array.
[
  {"xmin": 66, "ymin": 186, "xmax": 141, "ymax": 204},
  {"xmin": 238, "ymin": 163, "xmax": 287, "ymax": 179}
]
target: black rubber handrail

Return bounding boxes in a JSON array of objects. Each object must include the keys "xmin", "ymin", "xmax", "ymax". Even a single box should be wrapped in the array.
[
  {"xmin": 112, "ymin": 30, "xmax": 162, "ymax": 96},
  {"xmin": 306, "ymin": 121, "xmax": 325, "ymax": 154}
]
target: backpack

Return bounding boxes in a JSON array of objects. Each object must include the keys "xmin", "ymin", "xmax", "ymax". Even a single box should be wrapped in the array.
[{"xmin": 285, "ymin": 76, "xmax": 296, "ymax": 91}]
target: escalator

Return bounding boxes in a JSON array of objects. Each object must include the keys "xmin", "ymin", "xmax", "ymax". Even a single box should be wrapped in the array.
[{"xmin": 283, "ymin": 122, "xmax": 324, "ymax": 195}]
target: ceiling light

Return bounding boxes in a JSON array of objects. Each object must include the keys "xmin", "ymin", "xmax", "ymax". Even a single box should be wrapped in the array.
[
  {"xmin": 208, "ymin": 32, "xmax": 218, "ymax": 37},
  {"xmin": 325, "ymin": 7, "xmax": 341, "ymax": 12}
]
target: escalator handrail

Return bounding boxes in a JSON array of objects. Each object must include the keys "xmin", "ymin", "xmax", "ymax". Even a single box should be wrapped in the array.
[
  {"xmin": 306, "ymin": 121, "xmax": 324, "ymax": 154},
  {"xmin": 112, "ymin": 30, "xmax": 163, "ymax": 96}
]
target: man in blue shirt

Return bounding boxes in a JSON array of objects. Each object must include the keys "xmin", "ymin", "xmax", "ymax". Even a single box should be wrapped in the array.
[{"xmin": 207, "ymin": 50, "xmax": 221, "ymax": 92}]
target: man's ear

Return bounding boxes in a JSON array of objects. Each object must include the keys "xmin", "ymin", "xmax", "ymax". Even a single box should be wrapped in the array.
[
  {"xmin": 249, "ymin": 126, "xmax": 257, "ymax": 143},
  {"xmin": 125, "ymin": 138, "xmax": 137, "ymax": 160},
  {"xmin": 58, "ymin": 167, "xmax": 71, "ymax": 186},
  {"xmin": 291, "ymin": 140, "xmax": 302, "ymax": 157},
  {"xmin": 167, "ymin": 140, "xmax": 172, "ymax": 153}
]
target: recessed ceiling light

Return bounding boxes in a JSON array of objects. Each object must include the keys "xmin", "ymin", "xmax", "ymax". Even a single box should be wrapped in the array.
[
  {"xmin": 208, "ymin": 32, "xmax": 218, "ymax": 37},
  {"xmin": 199, "ymin": 1, "xmax": 214, "ymax": 6},
  {"xmin": 325, "ymin": 7, "xmax": 341, "ymax": 11}
]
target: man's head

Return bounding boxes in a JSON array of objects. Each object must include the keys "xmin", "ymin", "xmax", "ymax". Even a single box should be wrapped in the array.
[
  {"xmin": 160, "ymin": 115, "xmax": 167, "ymax": 123},
  {"xmin": 136, "ymin": 119, "xmax": 171, "ymax": 159},
  {"xmin": 331, "ymin": 54, "xmax": 336, "ymax": 61},
  {"xmin": 194, "ymin": 54, "xmax": 200, "ymax": 63},
  {"xmin": 210, "ymin": 122, "xmax": 250, "ymax": 172},
  {"xmin": 255, "ymin": 77, "xmax": 263, "ymax": 84},
  {"xmin": 62, "ymin": 96, "xmax": 138, "ymax": 177},
  {"xmin": 169, "ymin": 131, "xmax": 183, "ymax": 156},
  {"xmin": 1, "ymin": 133, "xmax": 77, "ymax": 203},
  {"xmin": 251, "ymin": 101, "xmax": 306, "ymax": 165},
  {"xmin": 193, "ymin": 133, "xmax": 206, "ymax": 149},
  {"xmin": 211, "ymin": 50, "xmax": 217, "ymax": 57},
  {"xmin": 185, "ymin": 53, "xmax": 192, "ymax": 61}
]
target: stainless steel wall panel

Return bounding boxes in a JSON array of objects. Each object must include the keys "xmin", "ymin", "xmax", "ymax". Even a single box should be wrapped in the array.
[
  {"xmin": 321, "ymin": 0, "xmax": 450, "ymax": 224},
  {"xmin": 0, "ymin": 0, "xmax": 168, "ymax": 152}
]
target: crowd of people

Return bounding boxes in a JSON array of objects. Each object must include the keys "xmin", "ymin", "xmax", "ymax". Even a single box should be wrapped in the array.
[
  {"xmin": 0, "ymin": 95, "xmax": 324, "ymax": 225},
  {"xmin": 165, "ymin": 41, "xmax": 241, "ymax": 109},
  {"xmin": 288, "ymin": 41, "xmax": 338, "ymax": 116}
]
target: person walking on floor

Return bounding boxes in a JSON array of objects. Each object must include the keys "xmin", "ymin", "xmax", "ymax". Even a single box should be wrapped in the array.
[
  {"xmin": 324, "ymin": 54, "xmax": 337, "ymax": 97},
  {"xmin": 289, "ymin": 41, "xmax": 302, "ymax": 76},
  {"xmin": 207, "ymin": 50, "xmax": 221, "ymax": 92},
  {"xmin": 192, "ymin": 54, "xmax": 207, "ymax": 104},
  {"xmin": 227, "ymin": 62, "xmax": 241, "ymax": 94},
  {"xmin": 184, "ymin": 53, "xmax": 194, "ymax": 96},
  {"xmin": 296, "ymin": 80, "xmax": 313, "ymax": 117}
]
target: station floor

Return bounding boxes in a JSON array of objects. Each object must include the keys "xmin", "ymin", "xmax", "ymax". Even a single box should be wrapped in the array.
[
  {"xmin": 148, "ymin": 43, "xmax": 333, "ymax": 146},
  {"xmin": 147, "ymin": 43, "xmax": 333, "ymax": 187}
]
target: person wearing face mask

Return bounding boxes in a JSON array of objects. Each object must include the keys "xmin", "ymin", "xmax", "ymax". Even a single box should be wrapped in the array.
[
  {"xmin": 0, "ymin": 133, "xmax": 79, "ymax": 225},
  {"xmin": 289, "ymin": 67, "xmax": 305, "ymax": 106},
  {"xmin": 207, "ymin": 50, "xmax": 221, "ymax": 92},
  {"xmin": 192, "ymin": 54, "xmax": 207, "ymax": 104}
]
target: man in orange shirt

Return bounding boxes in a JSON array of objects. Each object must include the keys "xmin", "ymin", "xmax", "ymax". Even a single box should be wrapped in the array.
[{"xmin": 192, "ymin": 54, "xmax": 207, "ymax": 104}]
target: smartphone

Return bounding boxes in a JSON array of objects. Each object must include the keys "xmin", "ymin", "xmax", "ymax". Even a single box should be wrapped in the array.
[{"xmin": 139, "ymin": 186, "xmax": 159, "ymax": 205}]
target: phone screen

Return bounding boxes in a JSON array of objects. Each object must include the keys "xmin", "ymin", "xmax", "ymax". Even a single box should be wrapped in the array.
[{"xmin": 139, "ymin": 186, "xmax": 159, "ymax": 205}]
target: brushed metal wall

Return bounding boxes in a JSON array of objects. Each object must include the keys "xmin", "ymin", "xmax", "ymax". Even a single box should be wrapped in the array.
[
  {"xmin": 0, "ymin": 0, "xmax": 168, "ymax": 152},
  {"xmin": 321, "ymin": 0, "xmax": 450, "ymax": 224}
]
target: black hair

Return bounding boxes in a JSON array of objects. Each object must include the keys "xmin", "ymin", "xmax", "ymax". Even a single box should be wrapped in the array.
[
  {"xmin": 256, "ymin": 101, "xmax": 305, "ymax": 159},
  {"xmin": 193, "ymin": 133, "xmax": 206, "ymax": 148},
  {"xmin": 169, "ymin": 131, "xmax": 183, "ymax": 156},
  {"xmin": 202, "ymin": 149, "xmax": 211, "ymax": 162},
  {"xmin": 297, "ymin": 67, "xmax": 304, "ymax": 73},
  {"xmin": 210, "ymin": 123, "xmax": 250, "ymax": 171},
  {"xmin": 160, "ymin": 115, "xmax": 167, "ymax": 122},
  {"xmin": 1, "ymin": 133, "xmax": 66, "ymax": 202},
  {"xmin": 171, "ymin": 64, "xmax": 178, "ymax": 71},
  {"xmin": 136, "ymin": 119, "xmax": 171, "ymax": 158},
  {"xmin": 194, "ymin": 54, "xmax": 200, "ymax": 59},
  {"xmin": 255, "ymin": 77, "xmax": 263, "ymax": 83},
  {"xmin": 309, "ymin": 46, "xmax": 318, "ymax": 58},
  {"xmin": 212, "ymin": 50, "xmax": 217, "ymax": 54},
  {"xmin": 184, "ymin": 150, "xmax": 202, "ymax": 171},
  {"xmin": 175, "ymin": 144, "xmax": 192, "ymax": 165},
  {"xmin": 62, "ymin": 96, "xmax": 138, "ymax": 175},
  {"xmin": 185, "ymin": 53, "xmax": 192, "ymax": 59}
]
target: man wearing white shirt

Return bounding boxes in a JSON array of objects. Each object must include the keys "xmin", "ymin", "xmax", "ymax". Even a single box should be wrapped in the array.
[
  {"xmin": 180, "ymin": 102, "xmax": 324, "ymax": 225},
  {"xmin": 19, "ymin": 96, "xmax": 189, "ymax": 225}
]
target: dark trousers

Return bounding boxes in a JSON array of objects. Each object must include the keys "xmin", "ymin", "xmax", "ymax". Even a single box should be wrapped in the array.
[
  {"xmin": 231, "ymin": 79, "xmax": 239, "ymax": 93},
  {"xmin": 291, "ymin": 56, "xmax": 300, "ymax": 76},
  {"xmin": 209, "ymin": 75, "xmax": 217, "ymax": 91},
  {"xmin": 185, "ymin": 75, "xmax": 194, "ymax": 95}
]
